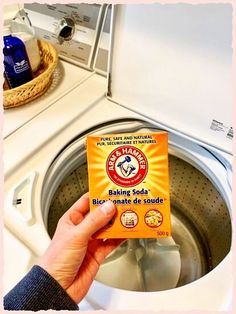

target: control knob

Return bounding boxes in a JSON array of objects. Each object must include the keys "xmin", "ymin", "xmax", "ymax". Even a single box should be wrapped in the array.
[{"xmin": 56, "ymin": 17, "xmax": 75, "ymax": 44}]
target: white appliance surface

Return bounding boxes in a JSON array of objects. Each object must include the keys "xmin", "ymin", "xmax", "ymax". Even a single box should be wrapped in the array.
[
  {"xmin": 3, "ymin": 60, "xmax": 93, "ymax": 139},
  {"xmin": 93, "ymin": 4, "xmax": 112, "ymax": 75},
  {"xmin": 109, "ymin": 4, "xmax": 233, "ymax": 154},
  {"xmin": 3, "ymin": 73, "xmax": 232, "ymax": 311},
  {"xmin": 3, "ymin": 3, "xmax": 233, "ymax": 312}
]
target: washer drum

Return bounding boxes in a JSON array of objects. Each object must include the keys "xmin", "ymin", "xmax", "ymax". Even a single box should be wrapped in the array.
[{"xmin": 47, "ymin": 152, "xmax": 231, "ymax": 291}]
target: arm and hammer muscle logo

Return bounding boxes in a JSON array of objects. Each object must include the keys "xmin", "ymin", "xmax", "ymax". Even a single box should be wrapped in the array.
[
  {"xmin": 117, "ymin": 155, "xmax": 135, "ymax": 177},
  {"xmin": 106, "ymin": 146, "xmax": 148, "ymax": 187}
]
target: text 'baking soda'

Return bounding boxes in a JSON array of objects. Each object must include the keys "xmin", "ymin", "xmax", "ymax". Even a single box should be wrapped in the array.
[{"xmin": 87, "ymin": 132, "xmax": 171, "ymax": 238}]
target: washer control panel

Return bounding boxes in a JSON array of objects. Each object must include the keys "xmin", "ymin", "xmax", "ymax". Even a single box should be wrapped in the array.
[
  {"xmin": 93, "ymin": 4, "xmax": 112, "ymax": 76},
  {"xmin": 24, "ymin": 3, "xmax": 105, "ymax": 69}
]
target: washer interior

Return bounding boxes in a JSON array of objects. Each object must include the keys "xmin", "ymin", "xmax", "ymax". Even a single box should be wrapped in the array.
[{"xmin": 43, "ymin": 123, "xmax": 232, "ymax": 292}]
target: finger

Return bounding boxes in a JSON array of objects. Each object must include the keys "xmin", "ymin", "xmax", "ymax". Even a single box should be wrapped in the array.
[
  {"xmin": 61, "ymin": 192, "xmax": 90, "ymax": 225},
  {"xmin": 75, "ymin": 201, "xmax": 116, "ymax": 239}
]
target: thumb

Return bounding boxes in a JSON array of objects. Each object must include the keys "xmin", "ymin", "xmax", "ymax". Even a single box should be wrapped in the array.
[{"xmin": 75, "ymin": 201, "xmax": 116, "ymax": 239}]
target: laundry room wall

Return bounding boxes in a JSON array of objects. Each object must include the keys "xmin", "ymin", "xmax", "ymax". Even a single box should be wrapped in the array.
[{"xmin": 3, "ymin": 4, "xmax": 23, "ymax": 20}]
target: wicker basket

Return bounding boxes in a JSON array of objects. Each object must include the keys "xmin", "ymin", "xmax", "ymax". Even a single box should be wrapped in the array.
[{"xmin": 3, "ymin": 40, "xmax": 58, "ymax": 109}]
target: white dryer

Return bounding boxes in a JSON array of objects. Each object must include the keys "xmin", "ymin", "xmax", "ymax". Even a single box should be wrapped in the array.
[{"xmin": 3, "ymin": 3, "xmax": 233, "ymax": 311}]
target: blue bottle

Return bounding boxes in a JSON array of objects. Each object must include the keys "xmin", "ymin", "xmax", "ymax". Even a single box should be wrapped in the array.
[{"xmin": 3, "ymin": 32, "xmax": 33, "ymax": 88}]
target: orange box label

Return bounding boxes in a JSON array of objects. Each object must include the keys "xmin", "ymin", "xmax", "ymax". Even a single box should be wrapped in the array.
[{"xmin": 87, "ymin": 132, "xmax": 171, "ymax": 238}]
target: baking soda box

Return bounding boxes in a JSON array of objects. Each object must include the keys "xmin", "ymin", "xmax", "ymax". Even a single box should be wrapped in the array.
[{"xmin": 87, "ymin": 132, "xmax": 171, "ymax": 238}]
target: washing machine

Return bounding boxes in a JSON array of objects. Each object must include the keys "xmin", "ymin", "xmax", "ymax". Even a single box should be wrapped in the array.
[
  {"xmin": 3, "ymin": 3, "xmax": 109, "ymax": 139},
  {"xmin": 3, "ymin": 3, "xmax": 233, "ymax": 311}
]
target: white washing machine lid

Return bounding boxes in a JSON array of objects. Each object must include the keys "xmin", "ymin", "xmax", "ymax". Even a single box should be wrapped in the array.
[{"xmin": 108, "ymin": 4, "xmax": 233, "ymax": 154}]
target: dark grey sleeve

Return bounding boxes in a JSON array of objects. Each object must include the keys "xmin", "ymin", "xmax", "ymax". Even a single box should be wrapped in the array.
[{"xmin": 4, "ymin": 265, "xmax": 79, "ymax": 311}]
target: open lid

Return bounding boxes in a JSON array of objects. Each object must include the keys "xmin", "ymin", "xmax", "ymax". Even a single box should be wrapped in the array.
[{"xmin": 108, "ymin": 4, "xmax": 233, "ymax": 154}]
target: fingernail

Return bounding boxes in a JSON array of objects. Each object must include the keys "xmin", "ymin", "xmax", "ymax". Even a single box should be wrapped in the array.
[{"xmin": 100, "ymin": 201, "xmax": 115, "ymax": 215}]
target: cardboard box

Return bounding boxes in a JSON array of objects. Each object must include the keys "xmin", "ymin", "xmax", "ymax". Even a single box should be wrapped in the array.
[{"xmin": 87, "ymin": 132, "xmax": 171, "ymax": 238}]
